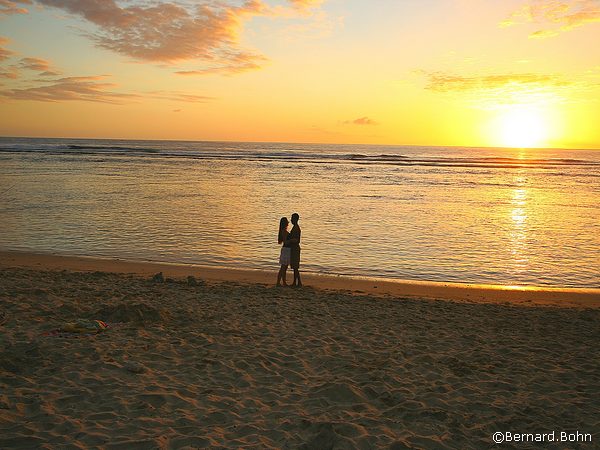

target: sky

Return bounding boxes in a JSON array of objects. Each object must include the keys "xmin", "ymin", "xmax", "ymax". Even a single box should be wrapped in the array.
[{"xmin": 0, "ymin": 0, "xmax": 599, "ymax": 148}]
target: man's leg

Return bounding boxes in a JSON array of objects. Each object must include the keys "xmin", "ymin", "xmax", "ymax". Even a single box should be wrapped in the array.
[{"xmin": 292, "ymin": 268, "xmax": 302, "ymax": 287}]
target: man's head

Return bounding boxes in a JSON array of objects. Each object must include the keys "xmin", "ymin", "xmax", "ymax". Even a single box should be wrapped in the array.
[{"xmin": 291, "ymin": 213, "xmax": 299, "ymax": 225}]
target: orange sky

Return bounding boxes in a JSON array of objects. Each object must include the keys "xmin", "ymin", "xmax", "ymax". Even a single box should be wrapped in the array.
[{"xmin": 1, "ymin": 0, "xmax": 599, "ymax": 148}]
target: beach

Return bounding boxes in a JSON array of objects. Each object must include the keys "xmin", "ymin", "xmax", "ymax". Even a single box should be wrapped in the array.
[{"xmin": 1, "ymin": 252, "xmax": 599, "ymax": 448}]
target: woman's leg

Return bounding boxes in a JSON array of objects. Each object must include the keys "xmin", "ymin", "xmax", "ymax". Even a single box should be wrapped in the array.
[{"xmin": 277, "ymin": 265, "xmax": 288, "ymax": 286}]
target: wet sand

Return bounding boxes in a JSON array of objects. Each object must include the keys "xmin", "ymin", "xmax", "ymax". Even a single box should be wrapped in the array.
[
  {"xmin": 0, "ymin": 252, "xmax": 599, "ymax": 448},
  {"xmin": 2, "ymin": 251, "xmax": 599, "ymax": 308}
]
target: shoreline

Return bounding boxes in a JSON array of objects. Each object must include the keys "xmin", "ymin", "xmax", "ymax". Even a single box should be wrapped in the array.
[{"xmin": 2, "ymin": 250, "xmax": 599, "ymax": 308}]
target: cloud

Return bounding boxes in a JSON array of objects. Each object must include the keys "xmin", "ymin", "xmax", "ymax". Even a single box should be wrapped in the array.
[
  {"xmin": 18, "ymin": 57, "xmax": 61, "ymax": 76},
  {"xmin": 17, "ymin": 1, "xmax": 327, "ymax": 75},
  {"xmin": 38, "ymin": 70, "xmax": 61, "ymax": 76},
  {"xmin": 1, "ymin": 39, "xmax": 64, "ymax": 79},
  {"xmin": 0, "ymin": 37, "xmax": 14, "ymax": 62},
  {"xmin": 0, "ymin": 37, "xmax": 19, "ymax": 78},
  {"xmin": 0, "ymin": 38, "xmax": 215, "ymax": 104},
  {"xmin": 0, "ymin": 0, "xmax": 31, "ymax": 15},
  {"xmin": 529, "ymin": 28, "xmax": 560, "ymax": 38},
  {"xmin": 1, "ymin": 39, "xmax": 66, "ymax": 85},
  {"xmin": 175, "ymin": 56, "xmax": 264, "ymax": 76},
  {"xmin": 29, "ymin": 0, "xmax": 266, "ymax": 74},
  {"xmin": 1, "ymin": 1, "xmax": 331, "ymax": 99},
  {"xmin": 0, "ymin": 75, "xmax": 139, "ymax": 103},
  {"xmin": 418, "ymin": 69, "xmax": 600, "ymax": 109},
  {"xmin": 145, "ymin": 90, "xmax": 213, "ymax": 103},
  {"xmin": 501, "ymin": 0, "xmax": 600, "ymax": 38},
  {"xmin": 277, "ymin": 8, "xmax": 342, "ymax": 41},
  {"xmin": 18, "ymin": 57, "xmax": 50, "ymax": 71},
  {"xmin": 423, "ymin": 72, "xmax": 568, "ymax": 92},
  {"xmin": 288, "ymin": 0, "xmax": 324, "ymax": 10},
  {"xmin": 0, "ymin": 74, "xmax": 218, "ymax": 103},
  {"xmin": 345, "ymin": 116, "xmax": 378, "ymax": 126},
  {"xmin": 0, "ymin": 68, "xmax": 19, "ymax": 78},
  {"xmin": 289, "ymin": 0, "xmax": 322, "ymax": 5}
]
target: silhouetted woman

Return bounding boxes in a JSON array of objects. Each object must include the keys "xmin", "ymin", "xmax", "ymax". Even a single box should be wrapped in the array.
[{"xmin": 277, "ymin": 217, "xmax": 291, "ymax": 286}]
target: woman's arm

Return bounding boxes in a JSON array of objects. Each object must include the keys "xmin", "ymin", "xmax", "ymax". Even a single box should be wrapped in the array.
[
  {"xmin": 282, "ymin": 231, "xmax": 292, "ymax": 245},
  {"xmin": 286, "ymin": 227, "xmax": 300, "ymax": 245}
]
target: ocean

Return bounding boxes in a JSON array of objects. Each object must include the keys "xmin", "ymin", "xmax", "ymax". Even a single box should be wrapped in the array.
[{"xmin": 1, "ymin": 137, "xmax": 598, "ymax": 288}]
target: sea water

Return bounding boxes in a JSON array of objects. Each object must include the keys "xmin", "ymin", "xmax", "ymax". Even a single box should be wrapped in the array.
[{"xmin": 1, "ymin": 137, "xmax": 598, "ymax": 288}]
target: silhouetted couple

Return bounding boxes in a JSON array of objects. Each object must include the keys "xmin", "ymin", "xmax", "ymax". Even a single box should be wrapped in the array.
[{"xmin": 277, "ymin": 213, "xmax": 301, "ymax": 287}]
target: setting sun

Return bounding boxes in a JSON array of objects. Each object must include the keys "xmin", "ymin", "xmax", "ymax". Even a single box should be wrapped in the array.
[{"xmin": 496, "ymin": 108, "xmax": 548, "ymax": 148}]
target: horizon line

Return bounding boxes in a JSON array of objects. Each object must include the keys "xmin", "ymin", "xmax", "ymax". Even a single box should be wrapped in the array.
[{"xmin": 0, "ymin": 135, "xmax": 598, "ymax": 152}]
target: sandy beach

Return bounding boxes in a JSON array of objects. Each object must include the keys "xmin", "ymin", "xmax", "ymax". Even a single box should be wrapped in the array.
[{"xmin": 1, "ymin": 252, "xmax": 599, "ymax": 448}]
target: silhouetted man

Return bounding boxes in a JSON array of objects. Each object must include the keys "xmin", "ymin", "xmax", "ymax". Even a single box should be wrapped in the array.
[{"xmin": 288, "ymin": 213, "xmax": 302, "ymax": 287}]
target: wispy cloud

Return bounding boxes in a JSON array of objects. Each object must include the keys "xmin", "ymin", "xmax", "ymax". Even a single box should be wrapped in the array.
[
  {"xmin": 145, "ymin": 90, "xmax": 213, "ymax": 103},
  {"xmin": 0, "ymin": 74, "xmax": 216, "ymax": 104},
  {"xmin": 288, "ymin": 0, "xmax": 324, "ymax": 12},
  {"xmin": 277, "ymin": 9, "xmax": 342, "ymax": 41},
  {"xmin": 345, "ymin": 117, "xmax": 378, "ymax": 126},
  {"xmin": 1, "ymin": 38, "xmax": 61, "ymax": 80},
  {"xmin": 18, "ymin": 57, "xmax": 50, "ymax": 71},
  {"xmin": 0, "ymin": 75, "xmax": 139, "ymax": 103},
  {"xmin": 0, "ymin": 37, "xmax": 14, "ymax": 62},
  {"xmin": 0, "ymin": 37, "xmax": 19, "ymax": 78},
  {"xmin": 423, "ymin": 72, "xmax": 568, "ymax": 92},
  {"xmin": 501, "ymin": 0, "xmax": 600, "ymax": 38},
  {"xmin": 0, "ymin": 37, "xmax": 214, "ymax": 104},
  {"xmin": 18, "ymin": 56, "xmax": 61, "ymax": 76},
  {"xmin": 418, "ymin": 69, "xmax": 600, "ymax": 109},
  {"xmin": 175, "ymin": 53, "xmax": 265, "ymax": 76},
  {"xmin": 0, "ymin": 0, "xmax": 31, "ymax": 15},
  {"xmin": 0, "ymin": 68, "xmax": 18, "ymax": 79}
]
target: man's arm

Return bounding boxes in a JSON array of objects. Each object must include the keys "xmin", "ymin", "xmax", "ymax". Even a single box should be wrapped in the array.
[{"xmin": 286, "ymin": 227, "xmax": 300, "ymax": 245}]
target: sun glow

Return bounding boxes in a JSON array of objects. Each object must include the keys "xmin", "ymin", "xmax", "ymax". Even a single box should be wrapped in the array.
[{"xmin": 495, "ymin": 108, "xmax": 548, "ymax": 148}]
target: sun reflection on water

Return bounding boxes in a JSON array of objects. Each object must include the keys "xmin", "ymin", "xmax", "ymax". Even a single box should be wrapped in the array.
[
  {"xmin": 508, "ymin": 175, "xmax": 529, "ymax": 271},
  {"xmin": 1, "ymin": 141, "xmax": 599, "ymax": 288}
]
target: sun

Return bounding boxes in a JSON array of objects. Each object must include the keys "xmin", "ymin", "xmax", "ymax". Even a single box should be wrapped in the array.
[{"xmin": 496, "ymin": 108, "xmax": 548, "ymax": 148}]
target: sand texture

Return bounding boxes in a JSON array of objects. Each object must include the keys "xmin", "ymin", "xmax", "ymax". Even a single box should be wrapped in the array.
[
  {"xmin": 1, "ymin": 267, "xmax": 599, "ymax": 449},
  {"xmin": 2, "ymin": 251, "xmax": 599, "ymax": 308}
]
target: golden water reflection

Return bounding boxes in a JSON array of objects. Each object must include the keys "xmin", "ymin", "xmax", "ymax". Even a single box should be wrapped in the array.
[
  {"xmin": 509, "ymin": 175, "xmax": 529, "ymax": 270},
  {"xmin": 2, "ymin": 141, "xmax": 599, "ymax": 288}
]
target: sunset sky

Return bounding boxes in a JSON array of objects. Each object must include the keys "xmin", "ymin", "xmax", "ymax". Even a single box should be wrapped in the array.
[{"xmin": 1, "ymin": 0, "xmax": 599, "ymax": 148}]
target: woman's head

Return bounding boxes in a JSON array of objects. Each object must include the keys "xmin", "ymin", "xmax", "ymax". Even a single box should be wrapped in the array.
[{"xmin": 278, "ymin": 217, "xmax": 289, "ymax": 243}]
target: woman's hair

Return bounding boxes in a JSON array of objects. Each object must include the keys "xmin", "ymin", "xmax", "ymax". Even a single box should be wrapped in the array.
[{"xmin": 278, "ymin": 217, "xmax": 289, "ymax": 244}]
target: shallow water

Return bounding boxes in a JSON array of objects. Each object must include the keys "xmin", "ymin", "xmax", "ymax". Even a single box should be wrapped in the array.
[{"xmin": 1, "ymin": 137, "xmax": 599, "ymax": 288}]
